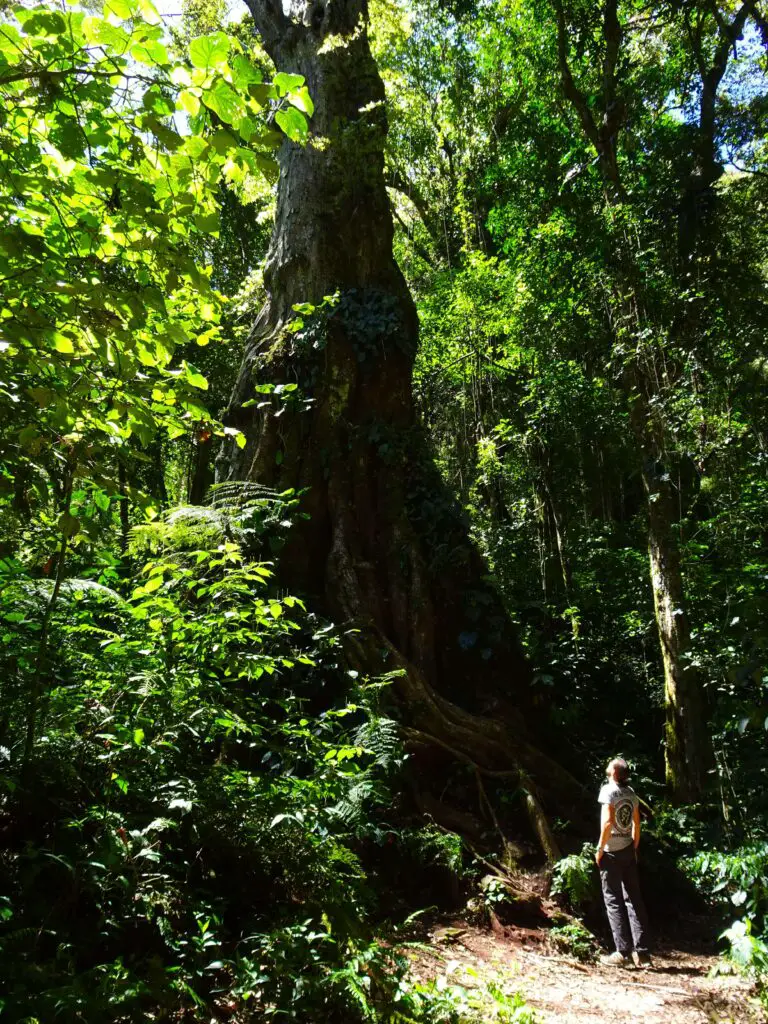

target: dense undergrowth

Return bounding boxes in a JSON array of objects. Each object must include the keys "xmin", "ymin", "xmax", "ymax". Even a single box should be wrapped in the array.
[
  {"xmin": 0, "ymin": 491, "xmax": 538, "ymax": 1022},
  {"xmin": 3, "ymin": 0, "xmax": 768, "ymax": 1018}
]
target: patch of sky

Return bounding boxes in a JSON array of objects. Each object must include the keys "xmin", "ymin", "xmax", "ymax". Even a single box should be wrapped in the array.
[
  {"xmin": 663, "ymin": 22, "xmax": 768, "ymax": 172},
  {"xmin": 722, "ymin": 22, "xmax": 768, "ymax": 106},
  {"xmin": 152, "ymin": 0, "xmax": 247, "ymax": 23}
]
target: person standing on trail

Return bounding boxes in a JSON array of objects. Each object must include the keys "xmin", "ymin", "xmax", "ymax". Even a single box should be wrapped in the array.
[{"xmin": 595, "ymin": 757, "xmax": 652, "ymax": 968}]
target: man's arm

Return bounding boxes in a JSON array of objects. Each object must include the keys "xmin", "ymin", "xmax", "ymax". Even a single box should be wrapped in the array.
[
  {"xmin": 595, "ymin": 803, "xmax": 614, "ymax": 864},
  {"xmin": 632, "ymin": 804, "xmax": 641, "ymax": 849}
]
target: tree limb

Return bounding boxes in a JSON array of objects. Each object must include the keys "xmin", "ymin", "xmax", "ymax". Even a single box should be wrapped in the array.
[
  {"xmin": 387, "ymin": 166, "xmax": 442, "ymax": 248},
  {"xmin": 244, "ymin": 0, "xmax": 292, "ymax": 56},
  {"xmin": 553, "ymin": 0, "xmax": 624, "ymax": 190},
  {"xmin": 391, "ymin": 205, "xmax": 437, "ymax": 268},
  {"xmin": 602, "ymin": 0, "xmax": 621, "ymax": 111},
  {"xmin": 404, "ymin": 727, "xmax": 520, "ymax": 779},
  {"xmin": 552, "ymin": 0, "xmax": 599, "ymax": 151}
]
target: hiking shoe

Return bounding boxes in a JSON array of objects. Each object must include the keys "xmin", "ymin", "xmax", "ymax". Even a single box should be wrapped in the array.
[
  {"xmin": 633, "ymin": 951, "xmax": 652, "ymax": 969},
  {"xmin": 600, "ymin": 951, "xmax": 631, "ymax": 967}
]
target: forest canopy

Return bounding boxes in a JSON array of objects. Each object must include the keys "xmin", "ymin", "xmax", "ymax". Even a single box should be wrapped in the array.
[{"xmin": 1, "ymin": 0, "xmax": 767, "ymax": 1020}]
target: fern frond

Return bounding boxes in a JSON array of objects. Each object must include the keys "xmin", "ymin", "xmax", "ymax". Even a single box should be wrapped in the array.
[
  {"xmin": 329, "ymin": 776, "xmax": 384, "ymax": 828},
  {"xmin": 207, "ymin": 481, "xmax": 280, "ymax": 509},
  {"xmin": 128, "ymin": 484, "xmax": 293, "ymax": 557},
  {"xmin": 8, "ymin": 578, "xmax": 125, "ymax": 611},
  {"xmin": 355, "ymin": 717, "xmax": 402, "ymax": 770}
]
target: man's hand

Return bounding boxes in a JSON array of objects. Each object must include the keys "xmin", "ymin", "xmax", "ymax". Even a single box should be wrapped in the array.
[{"xmin": 595, "ymin": 848, "xmax": 604, "ymax": 866}]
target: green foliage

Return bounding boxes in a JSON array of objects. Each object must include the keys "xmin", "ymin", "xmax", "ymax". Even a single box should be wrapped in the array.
[
  {"xmin": 719, "ymin": 919, "xmax": 768, "ymax": 1007},
  {"xmin": 549, "ymin": 921, "xmax": 599, "ymax": 964},
  {"xmin": 379, "ymin": 0, "xmax": 768, "ymax": 809},
  {"xmin": 4, "ymin": 0, "xmax": 768, "ymax": 1017},
  {"xmin": 682, "ymin": 844, "xmax": 768, "ymax": 1006},
  {"xmin": 682, "ymin": 845, "xmax": 768, "ymax": 933},
  {"xmin": 129, "ymin": 481, "xmax": 303, "ymax": 557},
  {"xmin": 0, "ymin": 0, "xmax": 311, "ymax": 522},
  {"xmin": 394, "ymin": 968, "xmax": 539, "ymax": 1024},
  {"xmin": 403, "ymin": 824, "xmax": 465, "ymax": 876},
  {"xmin": 0, "ymin": 517, "xmax": 458, "ymax": 1021},
  {"xmin": 481, "ymin": 876, "xmax": 511, "ymax": 911},
  {"xmin": 551, "ymin": 844, "xmax": 599, "ymax": 913}
]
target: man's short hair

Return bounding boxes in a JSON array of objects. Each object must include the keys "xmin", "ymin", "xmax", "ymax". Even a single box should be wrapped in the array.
[{"xmin": 608, "ymin": 757, "xmax": 630, "ymax": 784}]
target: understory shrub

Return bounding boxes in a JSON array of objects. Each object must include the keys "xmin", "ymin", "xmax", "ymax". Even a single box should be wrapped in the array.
[
  {"xmin": 551, "ymin": 843, "xmax": 599, "ymax": 913},
  {"xmin": 549, "ymin": 920, "xmax": 599, "ymax": 963},
  {"xmin": 682, "ymin": 843, "xmax": 768, "ymax": 1008},
  {"xmin": 0, "ymin": 510, "xmax": 480, "ymax": 1022}
]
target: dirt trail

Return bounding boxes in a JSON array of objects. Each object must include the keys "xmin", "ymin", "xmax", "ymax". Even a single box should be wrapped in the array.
[{"xmin": 411, "ymin": 921, "xmax": 760, "ymax": 1023}]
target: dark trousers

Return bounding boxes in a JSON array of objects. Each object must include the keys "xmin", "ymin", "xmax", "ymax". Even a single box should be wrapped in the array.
[{"xmin": 599, "ymin": 844, "xmax": 650, "ymax": 955}]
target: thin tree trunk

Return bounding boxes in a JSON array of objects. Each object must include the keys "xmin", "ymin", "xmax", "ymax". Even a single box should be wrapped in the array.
[
  {"xmin": 646, "ymin": 478, "xmax": 710, "ymax": 801},
  {"xmin": 118, "ymin": 461, "xmax": 129, "ymax": 553},
  {"xmin": 188, "ymin": 433, "xmax": 213, "ymax": 505},
  {"xmin": 23, "ymin": 461, "xmax": 75, "ymax": 773},
  {"xmin": 629, "ymin": 383, "xmax": 713, "ymax": 801}
]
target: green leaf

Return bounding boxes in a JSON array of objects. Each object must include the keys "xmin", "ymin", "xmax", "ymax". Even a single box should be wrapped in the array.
[
  {"xmin": 194, "ymin": 211, "xmax": 220, "ymax": 234},
  {"xmin": 275, "ymin": 106, "xmax": 308, "ymax": 143},
  {"xmin": 19, "ymin": 10, "xmax": 67, "ymax": 36},
  {"xmin": 182, "ymin": 362, "xmax": 209, "ymax": 390},
  {"xmin": 178, "ymin": 89, "xmax": 201, "ymax": 116},
  {"xmin": 18, "ymin": 425, "xmax": 41, "ymax": 449},
  {"xmin": 113, "ymin": 776, "xmax": 129, "ymax": 794},
  {"xmin": 83, "ymin": 16, "xmax": 129, "ymax": 48},
  {"xmin": 288, "ymin": 86, "xmax": 314, "ymax": 117},
  {"xmin": 231, "ymin": 54, "xmax": 262, "ymax": 88},
  {"xmin": 203, "ymin": 79, "xmax": 244, "ymax": 125},
  {"xmin": 138, "ymin": 0, "xmax": 161, "ymax": 24},
  {"xmin": 104, "ymin": 0, "xmax": 135, "ymax": 21},
  {"xmin": 131, "ymin": 39, "xmax": 169, "ymax": 66},
  {"xmin": 133, "ymin": 728, "xmax": 145, "ymax": 745},
  {"xmin": 270, "ymin": 602, "xmax": 282, "ymax": 618},
  {"xmin": 273, "ymin": 72, "xmax": 305, "ymax": 95},
  {"xmin": 189, "ymin": 32, "xmax": 230, "ymax": 70},
  {"xmin": 209, "ymin": 129, "xmax": 237, "ymax": 154},
  {"xmin": 53, "ymin": 334, "xmax": 75, "ymax": 354}
]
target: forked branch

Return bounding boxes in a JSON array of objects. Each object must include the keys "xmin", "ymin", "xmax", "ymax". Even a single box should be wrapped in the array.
[{"xmin": 244, "ymin": 0, "xmax": 291, "ymax": 56}]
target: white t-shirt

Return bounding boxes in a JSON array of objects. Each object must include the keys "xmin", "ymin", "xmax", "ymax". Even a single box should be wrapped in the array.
[{"xmin": 598, "ymin": 782, "xmax": 638, "ymax": 852}]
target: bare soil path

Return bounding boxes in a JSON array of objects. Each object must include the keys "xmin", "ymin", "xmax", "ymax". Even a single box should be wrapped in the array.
[{"xmin": 409, "ymin": 920, "xmax": 760, "ymax": 1023}]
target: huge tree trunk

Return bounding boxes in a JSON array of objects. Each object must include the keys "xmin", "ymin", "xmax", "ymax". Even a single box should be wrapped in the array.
[{"xmin": 217, "ymin": 0, "xmax": 589, "ymax": 831}]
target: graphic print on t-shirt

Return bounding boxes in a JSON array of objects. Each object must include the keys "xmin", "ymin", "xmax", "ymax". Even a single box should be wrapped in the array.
[
  {"xmin": 614, "ymin": 795, "xmax": 634, "ymax": 835},
  {"xmin": 598, "ymin": 782, "xmax": 637, "ymax": 851}
]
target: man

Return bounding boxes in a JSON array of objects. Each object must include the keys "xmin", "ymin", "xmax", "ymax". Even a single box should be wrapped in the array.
[{"xmin": 595, "ymin": 757, "xmax": 652, "ymax": 968}]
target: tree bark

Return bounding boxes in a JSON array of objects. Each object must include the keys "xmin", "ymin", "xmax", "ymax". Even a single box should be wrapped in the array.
[
  {"xmin": 628, "ymin": 383, "xmax": 712, "ymax": 802},
  {"xmin": 188, "ymin": 433, "xmax": 213, "ymax": 505},
  {"xmin": 217, "ymin": 0, "xmax": 589, "ymax": 830}
]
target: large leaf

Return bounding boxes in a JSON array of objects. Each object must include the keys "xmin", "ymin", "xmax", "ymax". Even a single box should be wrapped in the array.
[
  {"xmin": 189, "ymin": 31, "xmax": 230, "ymax": 70},
  {"xmin": 202, "ymin": 78, "xmax": 244, "ymax": 125},
  {"xmin": 275, "ymin": 106, "xmax": 308, "ymax": 143}
]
